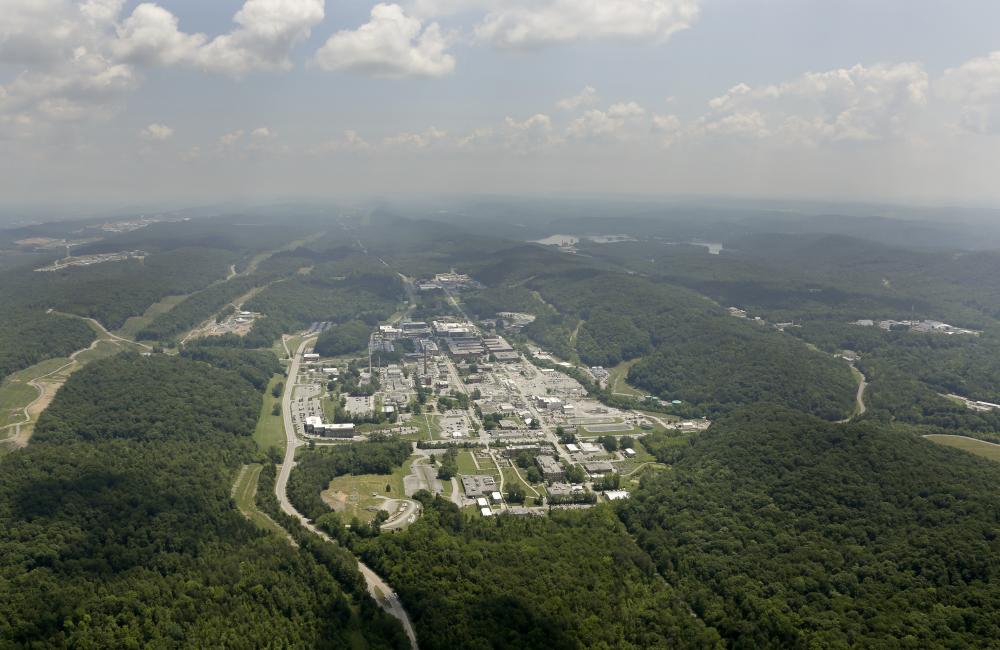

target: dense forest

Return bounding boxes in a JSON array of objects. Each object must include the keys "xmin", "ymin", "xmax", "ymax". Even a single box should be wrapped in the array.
[
  {"xmin": 619, "ymin": 408, "xmax": 1000, "ymax": 648},
  {"xmin": 0, "ymin": 248, "xmax": 237, "ymax": 329},
  {"xmin": 315, "ymin": 320, "xmax": 372, "ymax": 356},
  {"xmin": 790, "ymin": 321, "xmax": 1000, "ymax": 437},
  {"xmin": 359, "ymin": 495, "xmax": 722, "ymax": 650},
  {"xmin": 0, "ymin": 310, "xmax": 95, "ymax": 382},
  {"xmin": 0, "ymin": 354, "xmax": 403, "ymax": 648}
]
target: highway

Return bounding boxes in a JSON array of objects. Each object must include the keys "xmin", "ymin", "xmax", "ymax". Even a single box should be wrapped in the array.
[{"xmin": 276, "ymin": 338, "xmax": 419, "ymax": 649}]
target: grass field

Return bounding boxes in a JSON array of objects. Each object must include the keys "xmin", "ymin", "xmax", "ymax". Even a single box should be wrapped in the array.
[
  {"xmin": 321, "ymin": 458, "xmax": 413, "ymax": 524},
  {"xmin": 456, "ymin": 450, "xmax": 481, "ymax": 475},
  {"xmin": 115, "ymin": 294, "xmax": 188, "ymax": 339},
  {"xmin": 232, "ymin": 464, "xmax": 290, "ymax": 538},
  {"xmin": 925, "ymin": 434, "xmax": 1000, "ymax": 463},
  {"xmin": 402, "ymin": 413, "xmax": 441, "ymax": 441},
  {"xmin": 253, "ymin": 374, "xmax": 286, "ymax": 454},
  {"xmin": 0, "ymin": 379, "xmax": 40, "ymax": 430},
  {"xmin": 607, "ymin": 359, "xmax": 644, "ymax": 397}
]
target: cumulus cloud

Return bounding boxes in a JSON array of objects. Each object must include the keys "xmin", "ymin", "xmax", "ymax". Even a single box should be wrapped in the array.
[
  {"xmin": 315, "ymin": 4, "xmax": 455, "ymax": 78},
  {"xmin": 140, "ymin": 122, "xmax": 173, "ymax": 140},
  {"xmin": 382, "ymin": 126, "xmax": 449, "ymax": 148},
  {"xmin": 474, "ymin": 0, "xmax": 701, "ymax": 49},
  {"xmin": 938, "ymin": 51, "xmax": 1000, "ymax": 134},
  {"xmin": 113, "ymin": 3, "xmax": 207, "ymax": 67},
  {"xmin": 0, "ymin": 0, "xmax": 326, "ymax": 137},
  {"xmin": 651, "ymin": 113, "xmax": 682, "ymax": 145},
  {"xmin": 219, "ymin": 130, "xmax": 245, "ymax": 146},
  {"xmin": 568, "ymin": 102, "xmax": 646, "ymax": 139},
  {"xmin": 196, "ymin": 0, "xmax": 325, "ymax": 76},
  {"xmin": 695, "ymin": 63, "xmax": 929, "ymax": 143},
  {"xmin": 556, "ymin": 86, "xmax": 598, "ymax": 111}
]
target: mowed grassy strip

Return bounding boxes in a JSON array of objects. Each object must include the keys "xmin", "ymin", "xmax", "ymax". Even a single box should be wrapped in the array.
[
  {"xmin": 115, "ymin": 294, "xmax": 189, "ymax": 339},
  {"xmin": 233, "ymin": 464, "xmax": 290, "ymax": 538},
  {"xmin": 253, "ymin": 374, "xmax": 286, "ymax": 455},
  {"xmin": 607, "ymin": 359, "xmax": 644, "ymax": 397},
  {"xmin": 925, "ymin": 434, "xmax": 1000, "ymax": 463}
]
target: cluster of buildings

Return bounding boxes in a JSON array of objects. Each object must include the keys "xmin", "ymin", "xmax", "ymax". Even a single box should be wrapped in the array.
[
  {"xmin": 35, "ymin": 250, "xmax": 147, "ymax": 272},
  {"xmin": 416, "ymin": 273, "xmax": 483, "ymax": 292},
  {"xmin": 853, "ymin": 319, "xmax": 980, "ymax": 336}
]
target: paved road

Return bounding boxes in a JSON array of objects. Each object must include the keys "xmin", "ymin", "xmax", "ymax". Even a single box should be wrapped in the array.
[
  {"xmin": 923, "ymin": 433, "xmax": 1000, "ymax": 448},
  {"xmin": 275, "ymin": 339, "xmax": 419, "ymax": 649}
]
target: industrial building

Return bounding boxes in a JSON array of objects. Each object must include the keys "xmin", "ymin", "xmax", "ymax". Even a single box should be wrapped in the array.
[
  {"xmin": 303, "ymin": 416, "xmax": 354, "ymax": 438},
  {"xmin": 535, "ymin": 455, "xmax": 565, "ymax": 482},
  {"xmin": 462, "ymin": 475, "xmax": 498, "ymax": 497}
]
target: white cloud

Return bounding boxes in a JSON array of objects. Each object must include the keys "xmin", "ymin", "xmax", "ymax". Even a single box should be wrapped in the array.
[
  {"xmin": 695, "ymin": 62, "xmax": 929, "ymax": 143},
  {"xmin": 310, "ymin": 129, "xmax": 373, "ymax": 154},
  {"xmin": 315, "ymin": 4, "xmax": 455, "ymax": 78},
  {"xmin": 0, "ymin": 0, "xmax": 326, "ymax": 135},
  {"xmin": 938, "ymin": 51, "xmax": 1000, "ymax": 134},
  {"xmin": 475, "ymin": 0, "xmax": 700, "ymax": 49},
  {"xmin": 556, "ymin": 86, "xmax": 598, "ymax": 111},
  {"xmin": 196, "ymin": 0, "xmax": 325, "ymax": 76},
  {"xmin": 113, "ymin": 3, "xmax": 206, "ymax": 67},
  {"xmin": 140, "ymin": 122, "xmax": 173, "ymax": 140},
  {"xmin": 568, "ymin": 102, "xmax": 646, "ymax": 139},
  {"xmin": 382, "ymin": 126, "xmax": 449, "ymax": 148},
  {"xmin": 251, "ymin": 127, "xmax": 273, "ymax": 139},
  {"xmin": 219, "ymin": 130, "xmax": 245, "ymax": 146},
  {"xmin": 651, "ymin": 113, "xmax": 681, "ymax": 145}
]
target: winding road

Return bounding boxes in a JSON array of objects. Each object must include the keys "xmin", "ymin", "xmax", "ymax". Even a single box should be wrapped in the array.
[{"xmin": 275, "ymin": 339, "xmax": 419, "ymax": 649}]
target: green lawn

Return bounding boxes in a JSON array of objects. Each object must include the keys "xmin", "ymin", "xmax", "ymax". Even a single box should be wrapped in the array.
[
  {"xmin": 402, "ymin": 413, "xmax": 441, "ymax": 441},
  {"xmin": 456, "ymin": 450, "xmax": 481, "ymax": 475},
  {"xmin": 232, "ymin": 464, "xmax": 289, "ymax": 538},
  {"xmin": 925, "ymin": 434, "xmax": 1000, "ymax": 463},
  {"xmin": 253, "ymin": 374, "xmax": 286, "ymax": 455}
]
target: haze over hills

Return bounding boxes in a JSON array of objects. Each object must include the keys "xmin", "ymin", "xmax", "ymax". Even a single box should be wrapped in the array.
[{"xmin": 2, "ymin": 201, "xmax": 1000, "ymax": 647}]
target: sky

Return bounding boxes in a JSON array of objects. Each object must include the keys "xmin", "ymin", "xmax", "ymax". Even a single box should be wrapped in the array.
[{"xmin": 2, "ymin": 0, "xmax": 1000, "ymax": 208}]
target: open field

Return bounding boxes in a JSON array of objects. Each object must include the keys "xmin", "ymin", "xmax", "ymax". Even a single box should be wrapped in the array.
[
  {"xmin": 320, "ymin": 461, "xmax": 412, "ymax": 524},
  {"xmin": 253, "ymin": 374, "xmax": 286, "ymax": 454},
  {"xmin": 115, "ymin": 294, "xmax": 188, "ymax": 339},
  {"xmin": 925, "ymin": 434, "xmax": 1000, "ymax": 463},
  {"xmin": 576, "ymin": 423, "xmax": 643, "ymax": 438},
  {"xmin": 607, "ymin": 359, "xmax": 644, "ymax": 397},
  {"xmin": 456, "ymin": 450, "xmax": 481, "ymax": 475},
  {"xmin": 584, "ymin": 422, "xmax": 633, "ymax": 433},
  {"xmin": 232, "ymin": 464, "xmax": 291, "ymax": 539},
  {"xmin": 402, "ymin": 413, "xmax": 441, "ymax": 441}
]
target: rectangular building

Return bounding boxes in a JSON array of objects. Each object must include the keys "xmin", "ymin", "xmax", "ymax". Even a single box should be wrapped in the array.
[
  {"xmin": 535, "ymin": 455, "xmax": 565, "ymax": 483},
  {"xmin": 462, "ymin": 474, "xmax": 498, "ymax": 497}
]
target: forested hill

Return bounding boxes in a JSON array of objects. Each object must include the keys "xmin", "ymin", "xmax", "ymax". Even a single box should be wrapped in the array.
[
  {"xmin": 0, "ymin": 353, "xmax": 405, "ymax": 648},
  {"xmin": 620, "ymin": 409, "xmax": 1000, "ymax": 647},
  {"xmin": 457, "ymin": 247, "xmax": 857, "ymax": 420}
]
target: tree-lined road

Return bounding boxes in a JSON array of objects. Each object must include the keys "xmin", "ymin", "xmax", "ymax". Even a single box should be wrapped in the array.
[{"xmin": 275, "ymin": 338, "xmax": 418, "ymax": 649}]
